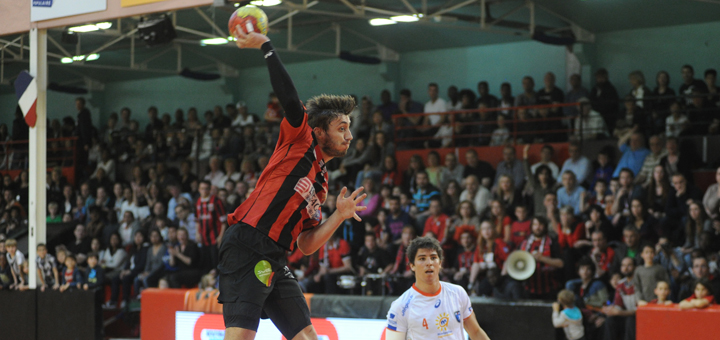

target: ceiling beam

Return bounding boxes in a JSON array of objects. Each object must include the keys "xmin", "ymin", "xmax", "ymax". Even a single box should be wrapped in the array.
[
  {"xmin": 337, "ymin": 0, "xmax": 361, "ymax": 14},
  {"xmin": 269, "ymin": 1, "xmax": 319, "ymax": 26},
  {"xmin": 194, "ymin": 7, "xmax": 227, "ymax": 37},
  {"xmin": 88, "ymin": 28, "xmax": 139, "ymax": 56},
  {"xmin": 398, "ymin": 0, "xmax": 418, "ymax": 14},
  {"xmin": 47, "ymin": 35, "xmax": 73, "ymax": 58},
  {"xmin": 429, "ymin": 0, "xmax": 478, "ymax": 18},
  {"xmin": 176, "ymin": 26, "xmax": 218, "ymax": 39},
  {"xmin": 534, "ymin": 3, "xmax": 594, "ymax": 42},
  {"xmin": 486, "ymin": 2, "xmax": 527, "ymax": 28}
]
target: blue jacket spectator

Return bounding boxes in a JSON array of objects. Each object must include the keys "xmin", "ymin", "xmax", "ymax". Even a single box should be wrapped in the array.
[
  {"xmin": 557, "ymin": 171, "xmax": 585, "ymax": 215},
  {"xmin": 558, "ymin": 142, "xmax": 592, "ymax": 185},
  {"xmin": 612, "ymin": 130, "xmax": 651, "ymax": 178}
]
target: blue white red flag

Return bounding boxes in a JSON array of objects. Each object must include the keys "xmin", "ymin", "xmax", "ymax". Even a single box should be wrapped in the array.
[{"xmin": 14, "ymin": 71, "xmax": 38, "ymax": 128}]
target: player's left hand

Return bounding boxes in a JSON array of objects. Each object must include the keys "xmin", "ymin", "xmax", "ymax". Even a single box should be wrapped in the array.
[
  {"xmin": 336, "ymin": 186, "xmax": 367, "ymax": 222},
  {"xmin": 233, "ymin": 25, "xmax": 270, "ymax": 49}
]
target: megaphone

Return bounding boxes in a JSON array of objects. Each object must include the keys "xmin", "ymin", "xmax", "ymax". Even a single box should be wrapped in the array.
[{"xmin": 506, "ymin": 251, "xmax": 536, "ymax": 281}]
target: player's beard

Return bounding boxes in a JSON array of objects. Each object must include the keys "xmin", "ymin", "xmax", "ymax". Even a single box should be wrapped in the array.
[{"xmin": 321, "ymin": 138, "xmax": 349, "ymax": 158}]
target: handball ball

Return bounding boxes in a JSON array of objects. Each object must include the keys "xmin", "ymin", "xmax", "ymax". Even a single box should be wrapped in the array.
[{"xmin": 228, "ymin": 6, "xmax": 269, "ymax": 37}]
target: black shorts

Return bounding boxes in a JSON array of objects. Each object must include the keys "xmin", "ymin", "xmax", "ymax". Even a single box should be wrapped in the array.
[{"xmin": 218, "ymin": 223, "xmax": 311, "ymax": 338}]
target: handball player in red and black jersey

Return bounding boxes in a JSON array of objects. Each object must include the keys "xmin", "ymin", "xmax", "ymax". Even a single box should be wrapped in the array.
[{"xmin": 218, "ymin": 27, "xmax": 367, "ymax": 340}]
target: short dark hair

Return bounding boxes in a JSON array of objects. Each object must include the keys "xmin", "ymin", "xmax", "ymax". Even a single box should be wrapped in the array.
[
  {"xmin": 407, "ymin": 236, "xmax": 444, "ymax": 265},
  {"xmin": 428, "ymin": 82, "xmax": 438, "ymax": 89},
  {"xmin": 596, "ymin": 68, "xmax": 608, "ymax": 76},
  {"xmin": 305, "ymin": 94, "xmax": 356, "ymax": 131},
  {"xmin": 695, "ymin": 277, "xmax": 715, "ymax": 297},
  {"xmin": 682, "ymin": 64, "xmax": 694, "ymax": 73},
  {"xmin": 199, "ymin": 180, "xmax": 212, "ymax": 187},
  {"xmin": 75, "ymin": 97, "xmax": 86, "ymax": 106},
  {"xmin": 578, "ymin": 257, "xmax": 596, "ymax": 277},
  {"xmin": 541, "ymin": 145, "xmax": 554, "ymax": 154},
  {"xmin": 148, "ymin": 106, "xmax": 158, "ymax": 115},
  {"xmin": 705, "ymin": 68, "xmax": 717, "ymax": 78},
  {"xmin": 389, "ymin": 195, "xmax": 401, "ymax": 203},
  {"xmin": 619, "ymin": 168, "xmax": 634, "ymax": 178},
  {"xmin": 400, "ymin": 89, "xmax": 412, "ymax": 98},
  {"xmin": 87, "ymin": 252, "xmax": 99, "ymax": 260}
]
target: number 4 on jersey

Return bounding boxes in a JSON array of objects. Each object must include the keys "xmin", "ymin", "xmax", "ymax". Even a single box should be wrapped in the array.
[{"xmin": 422, "ymin": 318, "xmax": 428, "ymax": 329}]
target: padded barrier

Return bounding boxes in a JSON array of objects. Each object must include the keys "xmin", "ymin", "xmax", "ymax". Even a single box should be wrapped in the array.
[{"xmin": 637, "ymin": 305, "xmax": 720, "ymax": 340}]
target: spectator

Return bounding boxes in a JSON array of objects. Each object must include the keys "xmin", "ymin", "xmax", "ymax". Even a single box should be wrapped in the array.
[
  {"xmin": 495, "ymin": 146, "xmax": 525, "ymax": 190},
  {"xmin": 450, "ymin": 201, "xmax": 481, "ymax": 243},
  {"xmin": 659, "ymin": 137, "xmax": 693, "ymax": 185},
  {"xmin": 134, "ymin": 228, "xmax": 167, "ymax": 294},
  {"xmin": 585, "ymin": 206, "xmax": 614, "ymax": 246},
  {"xmin": 195, "ymin": 180, "xmax": 227, "ymax": 271},
  {"xmin": 477, "ymin": 81, "xmax": 500, "ymax": 108},
  {"xmin": 377, "ymin": 89, "xmax": 398, "ymax": 122},
  {"xmin": 380, "ymin": 155, "xmax": 403, "ymax": 188},
  {"xmin": 613, "ymin": 226, "xmax": 643, "ymax": 270},
  {"xmin": 638, "ymin": 280, "xmax": 672, "ymax": 306},
  {"xmin": 520, "ymin": 216, "xmax": 564, "ymax": 299},
  {"xmin": 358, "ymin": 233, "xmax": 393, "ymax": 276},
  {"xmin": 552, "ymin": 289, "xmax": 585, "ymax": 340},
  {"xmin": 489, "ymin": 115, "xmax": 510, "ymax": 146},
  {"xmin": 557, "ymin": 171, "xmax": 585, "ymax": 215},
  {"xmin": 702, "ymin": 167, "xmax": 720, "ymax": 220},
  {"xmin": 680, "ymin": 277, "xmax": 716, "ymax": 310},
  {"xmin": 537, "ymin": 72, "xmax": 565, "ymax": 116},
  {"xmin": 683, "ymin": 200, "xmax": 711, "ymax": 250},
  {"xmin": 613, "ymin": 129, "xmax": 650, "ymax": 179},
  {"xmin": 508, "ymin": 205, "xmax": 532, "ymax": 247},
  {"xmin": 515, "ymin": 76, "xmax": 537, "ymax": 109},
  {"xmin": 665, "ymin": 173, "xmax": 703, "ymax": 239},
  {"xmin": 100, "ymin": 232, "xmax": 128, "ymax": 282},
  {"xmin": 389, "ymin": 226, "xmax": 416, "ymax": 293},
  {"xmin": 166, "ymin": 227, "xmax": 201, "ymax": 288},
  {"xmin": 558, "ymin": 142, "xmax": 591, "ymax": 185},
  {"xmin": 679, "ymin": 64, "xmax": 709, "ymax": 106},
  {"xmin": 600, "ymin": 257, "xmax": 638, "ymax": 340},
  {"xmin": 4, "ymin": 239, "xmax": 22, "ymax": 286},
  {"xmin": 665, "ymin": 102, "xmax": 689, "ymax": 138},
  {"xmin": 66, "ymin": 224, "xmax": 91, "ymax": 258},
  {"xmin": 469, "ymin": 220, "xmax": 509, "ymax": 293},
  {"xmin": 530, "ymin": 144, "xmax": 560, "ymax": 179},
  {"xmin": 441, "ymin": 153, "xmax": 464, "ymax": 188},
  {"xmin": 59, "ymin": 254, "xmax": 83, "ymax": 292},
  {"xmin": 108, "ymin": 230, "xmax": 147, "ymax": 308},
  {"xmin": 459, "ymin": 175, "xmax": 490, "ymax": 217},
  {"xmin": 231, "ymin": 101, "xmax": 257, "ymax": 127},
  {"xmin": 635, "ymin": 135, "xmax": 666, "ymax": 186},
  {"xmin": 646, "ymin": 165, "xmax": 670, "ymax": 221},
  {"xmin": 36, "ymin": 243, "xmax": 60, "ymax": 291},
  {"xmin": 396, "ymin": 89, "xmax": 424, "ymax": 149},
  {"xmin": 83, "ymin": 252, "xmax": 105, "ymax": 291},
  {"xmin": 203, "ymin": 156, "xmax": 225, "ymax": 190},
  {"xmin": 423, "ymin": 198, "xmax": 450, "ymax": 243},
  {"xmin": 46, "ymin": 201, "xmax": 62, "ymax": 223},
  {"xmin": 611, "ymin": 168, "xmax": 645, "ymax": 224},
  {"xmin": 448, "ymin": 230, "xmax": 475, "ymax": 288},
  {"xmin": 628, "ymin": 70, "xmax": 651, "ymax": 110},
  {"xmin": 566, "ymin": 257, "xmax": 609, "ymax": 309},
  {"xmin": 425, "ymin": 151, "xmax": 447, "ymax": 189},
  {"xmin": 633, "ymin": 244, "xmax": 669, "ymax": 302},
  {"xmin": 652, "ymin": 71, "xmax": 677, "ymax": 113},
  {"xmin": 564, "ymin": 74, "xmax": 590, "ymax": 118},
  {"xmin": 575, "ymin": 97, "xmax": 609, "ymax": 140},
  {"xmin": 423, "ymin": 83, "xmax": 450, "ymax": 147},
  {"xmin": 589, "ymin": 68, "xmax": 620, "ymax": 132},
  {"xmin": 523, "ymin": 145, "xmax": 557, "ymax": 218},
  {"xmin": 385, "ymin": 196, "xmax": 413, "ymax": 245},
  {"xmin": 167, "ymin": 183, "xmax": 193, "ymax": 221},
  {"xmin": 627, "ymin": 199, "xmax": 659, "ymax": 243},
  {"xmin": 411, "ymin": 171, "xmax": 440, "ymax": 218},
  {"xmin": 0, "ymin": 251, "xmax": 15, "ymax": 290},
  {"xmin": 175, "ymin": 204, "xmax": 197, "ymax": 243},
  {"xmin": 499, "ymin": 82, "xmax": 515, "ymax": 116},
  {"xmin": 402, "ymin": 154, "xmax": 424, "ymax": 191},
  {"xmin": 463, "ymin": 149, "xmax": 496, "ymax": 188}
]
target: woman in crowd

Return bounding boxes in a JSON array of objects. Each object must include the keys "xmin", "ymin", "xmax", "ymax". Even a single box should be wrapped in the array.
[
  {"xmin": 403, "ymin": 154, "xmax": 425, "ymax": 192},
  {"xmin": 442, "ymin": 180, "xmax": 461, "ymax": 216},
  {"xmin": 450, "ymin": 201, "xmax": 481, "ymax": 242},
  {"xmin": 486, "ymin": 199, "xmax": 513, "ymax": 243},
  {"xmin": 584, "ymin": 205, "xmax": 614, "ymax": 242},
  {"xmin": 647, "ymin": 164, "xmax": 671, "ymax": 220},
  {"xmin": 134, "ymin": 228, "xmax": 167, "ymax": 294},
  {"xmin": 628, "ymin": 198, "xmax": 660, "ymax": 243},
  {"xmin": 523, "ymin": 145, "xmax": 557, "ymax": 218},
  {"xmin": 357, "ymin": 177, "xmax": 382, "ymax": 219},
  {"xmin": 469, "ymin": 220, "xmax": 509, "ymax": 294},
  {"xmin": 703, "ymin": 166, "xmax": 720, "ymax": 219},
  {"xmin": 380, "ymin": 155, "xmax": 402, "ymax": 187},
  {"xmin": 494, "ymin": 175, "xmax": 524, "ymax": 216},
  {"xmin": 107, "ymin": 230, "xmax": 148, "ymax": 308},
  {"xmin": 684, "ymin": 200, "xmax": 711, "ymax": 251},
  {"xmin": 100, "ymin": 232, "xmax": 128, "ymax": 281},
  {"xmin": 425, "ymin": 151, "xmax": 446, "ymax": 189}
]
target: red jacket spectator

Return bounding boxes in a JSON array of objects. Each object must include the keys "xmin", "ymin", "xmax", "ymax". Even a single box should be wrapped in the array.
[{"xmin": 424, "ymin": 213, "xmax": 450, "ymax": 242}]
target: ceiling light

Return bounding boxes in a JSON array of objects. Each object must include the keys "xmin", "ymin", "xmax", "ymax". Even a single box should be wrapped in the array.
[
  {"xmin": 200, "ymin": 37, "xmax": 229, "ymax": 46},
  {"xmin": 369, "ymin": 18, "xmax": 396, "ymax": 26},
  {"xmin": 250, "ymin": 0, "xmax": 281, "ymax": 6},
  {"xmin": 61, "ymin": 57, "xmax": 73, "ymax": 64},
  {"xmin": 61, "ymin": 54, "xmax": 100, "ymax": 64},
  {"xmin": 391, "ymin": 15, "xmax": 419, "ymax": 22},
  {"xmin": 72, "ymin": 55, "xmax": 86, "ymax": 61},
  {"xmin": 86, "ymin": 54, "xmax": 100, "ymax": 61},
  {"xmin": 68, "ymin": 22, "xmax": 112, "ymax": 32},
  {"xmin": 234, "ymin": 2, "xmax": 240, "ymax": 7}
]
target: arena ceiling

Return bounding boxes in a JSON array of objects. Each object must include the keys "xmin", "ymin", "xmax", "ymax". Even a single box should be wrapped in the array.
[{"xmin": 1, "ymin": 0, "xmax": 719, "ymax": 93}]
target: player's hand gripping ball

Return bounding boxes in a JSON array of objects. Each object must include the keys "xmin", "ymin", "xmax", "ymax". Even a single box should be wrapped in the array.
[{"xmin": 228, "ymin": 6, "xmax": 269, "ymax": 37}]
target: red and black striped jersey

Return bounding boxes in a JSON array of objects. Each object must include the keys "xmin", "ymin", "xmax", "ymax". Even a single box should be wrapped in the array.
[
  {"xmin": 228, "ymin": 112, "xmax": 328, "ymax": 251},
  {"xmin": 195, "ymin": 195, "xmax": 227, "ymax": 246}
]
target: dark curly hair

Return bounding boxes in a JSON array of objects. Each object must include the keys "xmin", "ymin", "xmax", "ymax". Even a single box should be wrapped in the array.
[
  {"xmin": 407, "ymin": 236, "xmax": 444, "ymax": 265},
  {"xmin": 305, "ymin": 94, "xmax": 356, "ymax": 131}
]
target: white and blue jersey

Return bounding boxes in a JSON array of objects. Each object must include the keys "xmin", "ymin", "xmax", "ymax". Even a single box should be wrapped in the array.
[{"xmin": 387, "ymin": 281, "xmax": 474, "ymax": 340}]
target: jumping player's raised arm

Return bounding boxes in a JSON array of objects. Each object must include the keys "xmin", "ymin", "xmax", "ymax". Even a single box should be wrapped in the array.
[{"xmin": 233, "ymin": 27, "xmax": 304, "ymax": 127}]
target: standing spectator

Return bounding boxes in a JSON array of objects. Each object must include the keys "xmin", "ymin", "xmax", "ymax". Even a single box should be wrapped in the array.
[
  {"xmin": 495, "ymin": 146, "xmax": 526, "ymax": 189},
  {"xmin": 589, "ymin": 68, "xmax": 620, "ymax": 132},
  {"xmin": 477, "ymin": 81, "xmax": 500, "ymax": 108},
  {"xmin": 460, "ymin": 175, "xmax": 491, "ymax": 217},
  {"xmin": 423, "ymin": 83, "xmax": 449, "ymax": 147},
  {"xmin": 134, "ymin": 228, "xmax": 167, "ymax": 294},
  {"xmin": 613, "ymin": 129, "xmax": 650, "ymax": 178},
  {"xmin": 59, "ymin": 254, "xmax": 83, "ymax": 292},
  {"xmin": 552, "ymin": 290, "xmax": 585, "ymax": 340},
  {"xmin": 83, "ymin": 252, "xmax": 105, "ymax": 291},
  {"xmin": 564, "ymin": 74, "xmax": 590, "ymax": 119},
  {"xmin": 633, "ymin": 244, "xmax": 669, "ymax": 302},
  {"xmin": 600, "ymin": 257, "xmax": 638, "ymax": 340},
  {"xmin": 36, "ymin": 243, "xmax": 59, "ymax": 291},
  {"xmin": 515, "ymin": 76, "xmax": 537, "ymax": 109},
  {"xmin": 557, "ymin": 171, "xmax": 585, "ymax": 216},
  {"xmin": 195, "ymin": 180, "xmax": 227, "ymax": 271},
  {"xmin": 565, "ymin": 257, "xmax": 610, "ymax": 309},
  {"xmin": 422, "ymin": 198, "xmax": 450, "ymax": 243},
  {"xmin": 166, "ymin": 227, "xmax": 201, "ymax": 288},
  {"xmin": 679, "ymin": 64, "xmax": 709, "ymax": 106},
  {"xmin": 463, "ymin": 149, "xmax": 496, "ymax": 188},
  {"xmin": 703, "ymin": 166, "xmax": 720, "ymax": 219},
  {"xmin": 574, "ymin": 98, "xmax": 609, "ymax": 140},
  {"xmin": 557, "ymin": 142, "xmax": 591, "ymax": 185},
  {"xmin": 520, "ymin": 216, "xmax": 564, "ymax": 300},
  {"xmin": 377, "ymin": 89, "xmax": 398, "ymax": 122},
  {"xmin": 384, "ymin": 196, "xmax": 413, "ymax": 245},
  {"xmin": 5, "ymin": 238, "xmax": 23, "ymax": 284},
  {"xmin": 107, "ymin": 230, "xmax": 147, "ymax": 308},
  {"xmin": 530, "ymin": 145, "xmax": 560, "ymax": 179},
  {"xmin": 537, "ymin": 72, "xmax": 565, "ymax": 116}
]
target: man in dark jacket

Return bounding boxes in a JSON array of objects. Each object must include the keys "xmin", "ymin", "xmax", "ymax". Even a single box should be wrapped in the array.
[{"xmin": 590, "ymin": 68, "xmax": 620, "ymax": 132}]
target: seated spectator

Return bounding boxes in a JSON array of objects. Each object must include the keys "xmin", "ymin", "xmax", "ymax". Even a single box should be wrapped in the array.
[
  {"xmin": 166, "ymin": 227, "xmax": 201, "ymax": 288},
  {"xmin": 108, "ymin": 230, "xmax": 147, "ymax": 308},
  {"xmin": 590, "ymin": 148, "xmax": 614, "ymax": 190},
  {"xmin": 480, "ymin": 266, "xmax": 524, "ymax": 299},
  {"xmin": 614, "ymin": 226, "xmax": 643, "ymax": 271},
  {"xmin": 118, "ymin": 211, "xmax": 141, "ymax": 247},
  {"xmin": 460, "ymin": 175, "xmax": 490, "ymax": 216},
  {"xmin": 46, "ymin": 201, "xmax": 62, "ymax": 223},
  {"xmin": 702, "ymin": 166, "xmax": 720, "ymax": 219},
  {"xmin": 585, "ymin": 205, "xmax": 614, "ymax": 242},
  {"xmin": 134, "ymin": 228, "xmax": 167, "ymax": 295},
  {"xmin": 534, "ymin": 102, "xmax": 564, "ymax": 143},
  {"xmin": 635, "ymin": 135, "xmax": 666, "ymax": 186},
  {"xmin": 0, "ymin": 251, "xmax": 15, "ymax": 290},
  {"xmin": 425, "ymin": 151, "xmax": 447, "ymax": 189},
  {"xmin": 357, "ymin": 177, "xmax": 382, "ymax": 219},
  {"xmin": 665, "ymin": 102, "xmax": 689, "ymax": 138},
  {"xmin": 524, "ymin": 149, "xmax": 557, "ymax": 218},
  {"xmin": 486, "ymin": 199, "xmax": 512, "ymax": 239},
  {"xmin": 423, "ymin": 198, "xmax": 450, "ymax": 243},
  {"xmin": 357, "ymin": 233, "xmax": 393, "ymax": 276},
  {"xmin": 448, "ymin": 230, "xmax": 476, "ymax": 288},
  {"xmin": 470, "ymin": 220, "xmax": 510, "ymax": 293},
  {"xmin": 520, "ymin": 216, "xmax": 564, "ymax": 300},
  {"xmin": 411, "ymin": 171, "xmax": 440, "ymax": 220},
  {"xmin": 514, "ymin": 108, "xmax": 534, "ymax": 144},
  {"xmin": 646, "ymin": 165, "xmax": 671, "ymax": 221},
  {"xmin": 633, "ymin": 244, "xmax": 669, "ymax": 303},
  {"xmin": 495, "ymin": 174, "xmax": 524, "ymax": 216},
  {"xmin": 83, "ymin": 252, "xmax": 105, "ymax": 291},
  {"xmin": 402, "ymin": 155, "xmax": 423, "ymax": 193},
  {"xmin": 99, "ymin": 233, "xmax": 125, "ymax": 273},
  {"xmin": 203, "ymin": 156, "xmax": 226, "ymax": 189},
  {"xmin": 174, "ymin": 204, "xmax": 197, "ymax": 243},
  {"xmin": 600, "ymin": 257, "xmax": 638, "ymax": 340},
  {"xmin": 684, "ymin": 200, "xmax": 711, "ymax": 250},
  {"xmin": 679, "ymin": 278, "xmax": 715, "ymax": 310},
  {"xmin": 566, "ymin": 257, "xmax": 609, "ymax": 309},
  {"xmin": 627, "ymin": 199, "xmax": 659, "ymax": 243},
  {"xmin": 574, "ymin": 98, "xmax": 608, "ymax": 140},
  {"xmin": 638, "ymin": 280, "xmax": 672, "ymax": 306},
  {"xmin": 612, "ymin": 129, "xmax": 650, "ymax": 178},
  {"xmin": 557, "ymin": 171, "xmax": 585, "ymax": 215},
  {"xmin": 389, "ymin": 226, "xmax": 416, "ymax": 293},
  {"xmin": 558, "ymin": 142, "xmax": 591, "ymax": 186},
  {"xmin": 611, "ymin": 168, "xmax": 645, "ymax": 226},
  {"xmin": 678, "ymin": 256, "xmax": 720, "ymax": 301},
  {"xmin": 489, "ymin": 115, "xmax": 510, "ymax": 146},
  {"xmin": 36, "ymin": 243, "xmax": 59, "ymax": 291},
  {"xmin": 380, "ymin": 155, "xmax": 403, "ymax": 188},
  {"xmin": 441, "ymin": 180, "xmax": 461, "ymax": 216},
  {"xmin": 552, "ymin": 289, "xmax": 585, "ymax": 340},
  {"xmin": 666, "ymin": 173, "xmax": 703, "ymax": 239},
  {"xmin": 167, "ymin": 183, "xmax": 193, "ymax": 221},
  {"xmin": 384, "ymin": 196, "xmax": 413, "ymax": 245},
  {"xmin": 589, "ymin": 230, "xmax": 616, "ymax": 281},
  {"xmin": 530, "ymin": 145, "xmax": 560, "ymax": 179},
  {"xmin": 495, "ymin": 146, "xmax": 526, "ymax": 190},
  {"xmin": 450, "ymin": 201, "xmax": 481, "ymax": 243},
  {"xmin": 463, "ymin": 149, "xmax": 496, "ymax": 188},
  {"xmin": 659, "ymin": 137, "xmax": 693, "ymax": 185},
  {"xmin": 508, "ymin": 205, "xmax": 532, "ymax": 247},
  {"xmin": 59, "ymin": 254, "xmax": 83, "ymax": 292}
]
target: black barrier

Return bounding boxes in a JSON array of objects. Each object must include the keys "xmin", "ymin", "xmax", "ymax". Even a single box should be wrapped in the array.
[
  {"xmin": 310, "ymin": 295, "xmax": 556, "ymax": 340},
  {"xmin": 0, "ymin": 289, "xmax": 101, "ymax": 340}
]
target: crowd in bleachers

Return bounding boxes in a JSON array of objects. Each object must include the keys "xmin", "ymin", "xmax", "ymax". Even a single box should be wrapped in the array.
[{"xmin": 0, "ymin": 65, "xmax": 719, "ymax": 339}]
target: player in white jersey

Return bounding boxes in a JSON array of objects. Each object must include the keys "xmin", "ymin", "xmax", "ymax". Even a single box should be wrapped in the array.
[{"xmin": 386, "ymin": 236, "xmax": 490, "ymax": 340}]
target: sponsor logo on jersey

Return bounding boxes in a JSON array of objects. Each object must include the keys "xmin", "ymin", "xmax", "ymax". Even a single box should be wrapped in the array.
[
  {"xmin": 434, "ymin": 299, "xmax": 441, "ymax": 308},
  {"xmin": 389, "ymin": 313, "xmax": 395, "ymax": 319},
  {"xmin": 454, "ymin": 311, "xmax": 461, "ymax": 322},
  {"xmin": 401, "ymin": 295, "xmax": 414, "ymax": 316},
  {"xmin": 436, "ymin": 313, "xmax": 450, "ymax": 331}
]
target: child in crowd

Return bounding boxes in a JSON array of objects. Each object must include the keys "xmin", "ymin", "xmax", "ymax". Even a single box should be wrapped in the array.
[
  {"xmin": 679, "ymin": 278, "xmax": 715, "ymax": 310},
  {"xmin": 633, "ymin": 244, "xmax": 669, "ymax": 302},
  {"xmin": 83, "ymin": 252, "xmax": 105, "ymax": 291},
  {"xmin": 509, "ymin": 205, "xmax": 531, "ymax": 247},
  {"xmin": 55, "ymin": 246, "xmax": 69, "ymax": 274},
  {"xmin": 591, "ymin": 149, "xmax": 614, "ymax": 189},
  {"xmin": 0, "ymin": 252, "xmax": 15, "ymax": 289},
  {"xmin": 638, "ymin": 281, "xmax": 673, "ymax": 306},
  {"xmin": 158, "ymin": 277, "xmax": 170, "ymax": 289},
  {"xmin": 16, "ymin": 262, "xmax": 30, "ymax": 291},
  {"xmin": 552, "ymin": 289, "xmax": 585, "ymax": 340},
  {"xmin": 37, "ymin": 243, "xmax": 60, "ymax": 291},
  {"xmin": 59, "ymin": 254, "xmax": 83, "ymax": 292},
  {"xmin": 5, "ymin": 239, "xmax": 24, "ymax": 284}
]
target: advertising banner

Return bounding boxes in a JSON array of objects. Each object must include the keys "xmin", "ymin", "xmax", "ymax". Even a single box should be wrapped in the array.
[
  {"xmin": 121, "ymin": 0, "xmax": 167, "ymax": 7},
  {"xmin": 31, "ymin": 0, "xmax": 107, "ymax": 22}
]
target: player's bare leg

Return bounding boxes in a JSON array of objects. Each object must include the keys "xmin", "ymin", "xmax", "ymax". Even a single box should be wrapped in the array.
[
  {"xmin": 291, "ymin": 325, "xmax": 318, "ymax": 340},
  {"xmin": 224, "ymin": 327, "xmax": 256, "ymax": 340}
]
